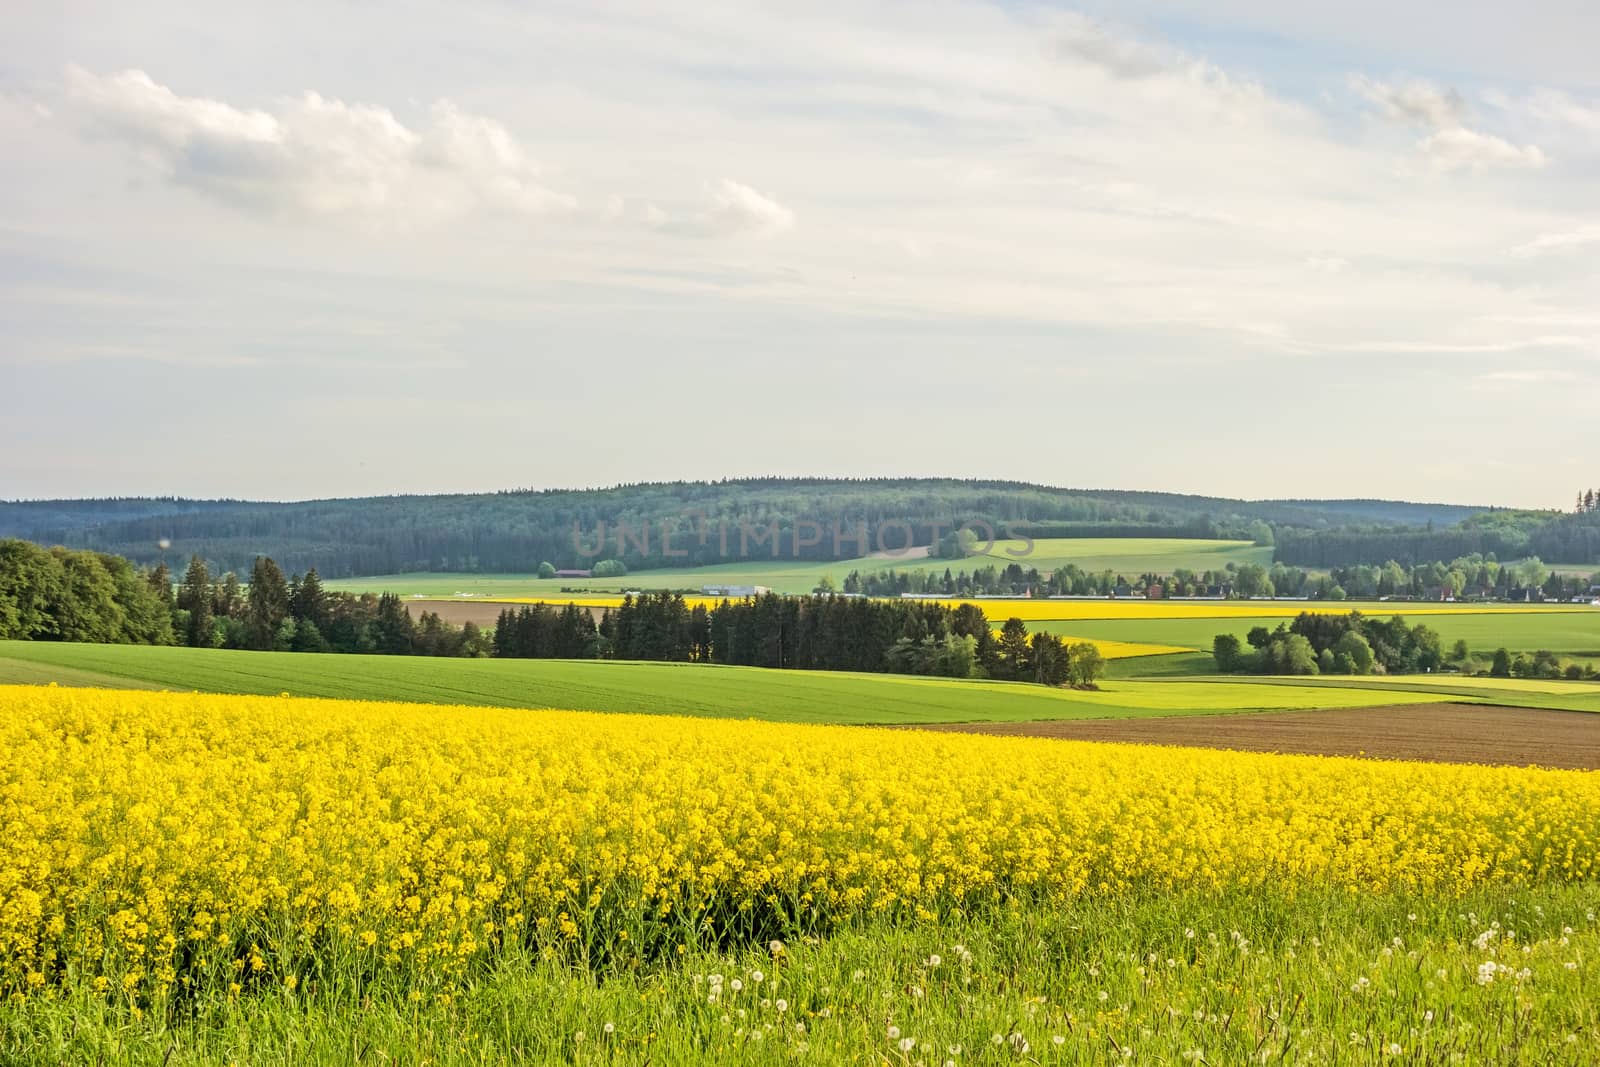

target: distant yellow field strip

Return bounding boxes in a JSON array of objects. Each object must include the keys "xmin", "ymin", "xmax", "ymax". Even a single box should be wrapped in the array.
[
  {"xmin": 981, "ymin": 629, "xmax": 1191, "ymax": 660},
  {"xmin": 1065, "ymin": 637, "xmax": 1192, "ymax": 659}
]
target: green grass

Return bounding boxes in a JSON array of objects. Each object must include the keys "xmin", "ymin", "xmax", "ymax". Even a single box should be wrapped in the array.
[
  {"xmin": 0, "ymin": 641, "xmax": 1455, "ymax": 724},
  {"xmin": 974, "ymin": 536, "xmax": 1272, "ymax": 574},
  {"xmin": 1037, "ymin": 610, "xmax": 1600, "ymax": 661},
  {"xmin": 1103, "ymin": 651, "xmax": 1218, "ymax": 679},
  {"xmin": 0, "ymin": 655, "xmax": 167, "ymax": 690},
  {"xmin": 322, "ymin": 538, "xmax": 1274, "ymax": 598},
  {"xmin": 6, "ymin": 884, "xmax": 1598, "ymax": 1065}
]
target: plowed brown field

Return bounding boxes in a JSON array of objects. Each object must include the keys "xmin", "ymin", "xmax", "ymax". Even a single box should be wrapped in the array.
[{"xmin": 916, "ymin": 704, "xmax": 1600, "ymax": 770}]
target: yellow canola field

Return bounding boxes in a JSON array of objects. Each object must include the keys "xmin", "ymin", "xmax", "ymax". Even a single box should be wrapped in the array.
[
  {"xmin": 984, "ymin": 631, "xmax": 1190, "ymax": 659},
  {"xmin": 3, "ymin": 686, "xmax": 1597, "ymax": 1000},
  {"xmin": 1060, "ymin": 637, "xmax": 1190, "ymax": 659}
]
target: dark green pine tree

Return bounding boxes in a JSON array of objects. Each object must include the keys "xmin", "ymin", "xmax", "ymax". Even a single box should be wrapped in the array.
[
  {"xmin": 291, "ymin": 567, "xmax": 329, "ymax": 630},
  {"xmin": 1030, "ymin": 631, "xmax": 1067, "ymax": 685},
  {"xmin": 1490, "ymin": 647, "xmax": 1513, "ymax": 678},
  {"xmin": 146, "ymin": 562, "xmax": 175, "ymax": 609},
  {"xmin": 178, "ymin": 555, "xmax": 215, "ymax": 648},
  {"xmin": 371, "ymin": 592, "xmax": 415, "ymax": 655},
  {"xmin": 493, "ymin": 608, "xmax": 517, "ymax": 658},
  {"xmin": 246, "ymin": 556, "xmax": 291, "ymax": 650},
  {"xmin": 996, "ymin": 617, "xmax": 1031, "ymax": 681},
  {"xmin": 213, "ymin": 572, "xmax": 242, "ymax": 620}
]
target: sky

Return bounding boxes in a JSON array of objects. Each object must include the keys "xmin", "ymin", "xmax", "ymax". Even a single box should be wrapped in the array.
[{"xmin": 1, "ymin": 1, "xmax": 1596, "ymax": 508}]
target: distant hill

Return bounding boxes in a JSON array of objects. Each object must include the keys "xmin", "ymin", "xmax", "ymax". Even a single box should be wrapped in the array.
[
  {"xmin": 0, "ymin": 498, "xmax": 256, "ymax": 533},
  {"xmin": 1263, "ymin": 499, "xmax": 1488, "ymax": 528},
  {"xmin": 0, "ymin": 478, "xmax": 1564, "ymax": 578}
]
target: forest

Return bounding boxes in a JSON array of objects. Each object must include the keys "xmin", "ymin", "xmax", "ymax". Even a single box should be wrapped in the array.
[
  {"xmin": 493, "ymin": 591, "xmax": 1104, "ymax": 685},
  {"xmin": 1273, "ymin": 506, "xmax": 1600, "ymax": 568},
  {"xmin": 0, "ymin": 478, "xmax": 1502, "ymax": 578}
]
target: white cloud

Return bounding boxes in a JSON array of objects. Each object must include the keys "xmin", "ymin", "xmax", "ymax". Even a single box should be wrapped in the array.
[
  {"xmin": 1352, "ymin": 75, "xmax": 1546, "ymax": 170},
  {"xmin": 1513, "ymin": 223, "xmax": 1600, "ymax": 256},
  {"xmin": 1352, "ymin": 76, "xmax": 1466, "ymax": 127},
  {"xmin": 62, "ymin": 66, "xmax": 574, "ymax": 225},
  {"xmin": 650, "ymin": 179, "xmax": 794, "ymax": 238},
  {"xmin": 56, "ymin": 66, "xmax": 797, "ymax": 240},
  {"xmin": 1052, "ymin": 17, "xmax": 1171, "ymax": 79},
  {"xmin": 699, "ymin": 179, "xmax": 794, "ymax": 236},
  {"xmin": 1513, "ymin": 89, "xmax": 1600, "ymax": 134},
  {"xmin": 1418, "ymin": 126, "xmax": 1546, "ymax": 170}
]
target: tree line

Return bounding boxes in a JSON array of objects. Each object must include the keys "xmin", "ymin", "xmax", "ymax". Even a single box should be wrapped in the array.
[
  {"xmin": 844, "ymin": 555, "xmax": 1597, "ymax": 603},
  {"xmin": 1212, "ymin": 612, "xmax": 1446, "ymax": 676},
  {"xmin": 1, "ymin": 538, "xmax": 1103, "ymax": 687},
  {"xmin": 1483, "ymin": 648, "xmax": 1597, "ymax": 682},
  {"xmin": 1229, "ymin": 557, "xmax": 1594, "ymax": 602},
  {"xmin": 494, "ymin": 591, "xmax": 1105, "ymax": 686},
  {"xmin": 843, "ymin": 562, "xmax": 1243, "ymax": 598},
  {"xmin": 1211, "ymin": 610, "xmax": 1599, "ymax": 682},
  {"xmin": 0, "ymin": 540, "xmax": 175, "ymax": 644},
  {"xmin": 0, "ymin": 540, "xmax": 490, "ymax": 656},
  {"xmin": 170, "ymin": 555, "xmax": 493, "ymax": 656}
]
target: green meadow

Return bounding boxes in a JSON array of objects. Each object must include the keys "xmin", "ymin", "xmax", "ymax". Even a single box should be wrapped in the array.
[
  {"xmin": 0, "ymin": 640, "xmax": 1461, "ymax": 725},
  {"xmin": 1036, "ymin": 609, "xmax": 1600, "ymax": 665},
  {"xmin": 971, "ymin": 536, "xmax": 1271, "ymax": 573}
]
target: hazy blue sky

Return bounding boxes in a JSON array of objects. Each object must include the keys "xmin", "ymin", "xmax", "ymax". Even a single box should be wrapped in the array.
[{"xmin": 2, "ymin": 1, "xmax": 1596, "ymax": 507}]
